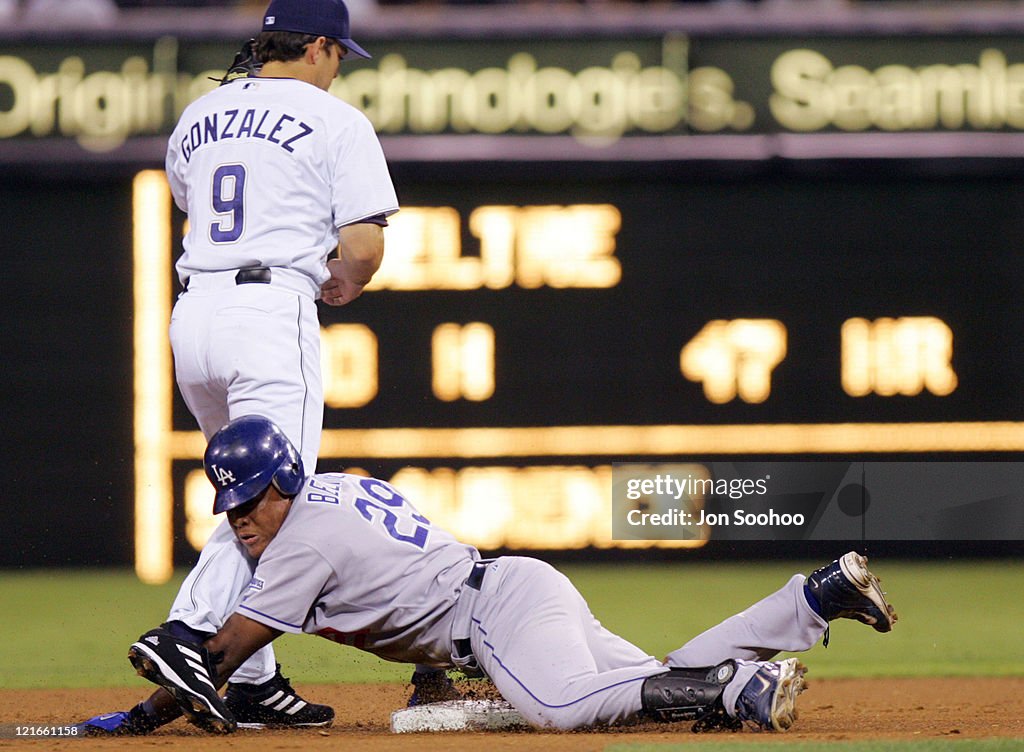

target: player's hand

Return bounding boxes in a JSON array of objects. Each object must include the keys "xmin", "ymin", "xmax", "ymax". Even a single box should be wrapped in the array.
[
  {"xmin": 321, "ymin": 258, "xmax": 368, "ymax": 306},
  {"xmin": 74, "ymin": 710, "xmax": 150, "ymax": 736}
]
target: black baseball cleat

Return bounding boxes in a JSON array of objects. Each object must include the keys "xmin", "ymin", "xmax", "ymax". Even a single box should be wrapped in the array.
[
  {"xmin": 225, "ymin": 665, "xmax": 334, "ymax": 729},
  {"xmin": 128, "ymin": 627, "xmax": 236, "ymax": 734},
  {"xmin": 806, "ymin": 551, "xmax": 898, "ymax": 632}
]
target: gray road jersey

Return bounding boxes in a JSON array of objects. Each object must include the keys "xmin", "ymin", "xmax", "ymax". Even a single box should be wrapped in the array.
[{"xmin": 236, "ymin": 472, "xmax": 479, "ymax": 665}]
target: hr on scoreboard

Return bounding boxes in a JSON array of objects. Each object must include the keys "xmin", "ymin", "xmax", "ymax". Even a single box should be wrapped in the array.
[{"xmin": 321, "ymin": 204, "xmax": 958, "ymax": 406}]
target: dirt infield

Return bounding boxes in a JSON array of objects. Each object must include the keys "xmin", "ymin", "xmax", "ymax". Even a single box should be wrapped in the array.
[{"xmin": 2, "ymin": 677, "xmax": 1023, "ymax": 750}]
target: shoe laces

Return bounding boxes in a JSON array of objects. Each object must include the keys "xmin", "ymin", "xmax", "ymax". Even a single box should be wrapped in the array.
[
  {"xmin": 270, "ymin": 665, "xmax": 295, "ymax": 693},
  {"xmin": 233, "ymin": 665, "xmax": 295, "ymax": 698}
]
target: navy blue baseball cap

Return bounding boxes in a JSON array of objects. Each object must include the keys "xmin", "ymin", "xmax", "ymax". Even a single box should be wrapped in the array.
[{"xmin": 262, "ymin": 0, "xmax": 371, "ymax": 59}]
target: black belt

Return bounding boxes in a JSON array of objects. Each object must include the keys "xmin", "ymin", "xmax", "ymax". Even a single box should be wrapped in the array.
[
  {"xmin": 235, "ymin": 268, "xmax": 271, "ymax": 284},
  {"xmin": 453, "ymin": 560, "xmax": 494, "ymax": 669},
  {"xmin": 183, "ymin": 268, "xmax": 271, "ymax": 292},
  {"xmin": 466, "ymin": 559, "xmax": 492, "ymax": 591}
]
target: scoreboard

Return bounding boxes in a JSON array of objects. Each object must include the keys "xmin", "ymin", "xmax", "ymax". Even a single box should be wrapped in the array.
[
  {"xmin": 4, "ymin": 11, "xmax": 1024, "ymax": 571},
  {"xmin": 334, "ymin": 170, "xmax": 1020, "ymax": 430},
  {"xmin": 127, "ymin": 164, "xmax": 1024, "ymax": 581}
]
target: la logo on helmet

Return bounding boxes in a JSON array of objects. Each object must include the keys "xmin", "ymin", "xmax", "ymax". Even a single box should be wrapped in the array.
[{"xmin": 210, "ymin": 464, "xmax": 236, "ymax": 486}]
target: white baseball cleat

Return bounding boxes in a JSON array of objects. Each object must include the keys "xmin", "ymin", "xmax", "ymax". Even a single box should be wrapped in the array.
[{"xmin": 734, "ymin": 658, "xmax": 807, "ymax": 732}]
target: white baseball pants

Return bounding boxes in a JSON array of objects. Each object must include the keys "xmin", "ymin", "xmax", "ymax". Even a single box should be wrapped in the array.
[{"xmin": 167, "ymin": 271, "xmax": 324, "ymax": 683}]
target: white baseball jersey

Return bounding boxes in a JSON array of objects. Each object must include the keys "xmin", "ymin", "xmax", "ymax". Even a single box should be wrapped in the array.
[
  {"xmin": 166, "ymin": 76, "xmax": 398, "ymax": 296},
  {"xmin": 238, "ymin": 473, "xmax": 480, "ymax": 666}
]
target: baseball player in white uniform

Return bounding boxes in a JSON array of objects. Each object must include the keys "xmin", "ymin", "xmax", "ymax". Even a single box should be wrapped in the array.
[
  {"xmin": 76, "ymin": 0, "xmax": 401, "ymax": 736},
  {"xmin": 119, "ymin": 416, "xmax": 898, "ymax": 735}
]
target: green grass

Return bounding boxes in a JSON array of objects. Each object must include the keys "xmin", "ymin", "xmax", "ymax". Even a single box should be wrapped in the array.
[
  {"xmin": 0, "ymin": 568, "xmax": 411, "ymax": 689},
  {"xmin": 1, "ymin": 560, "xmax": 1022, "ymax": 689},
  {"xmin": 607, "ymin": 741, "xmax": 1024, "ymax": 752},
  {"xmin": 562, "ymin": 560, "xmax": 1024, "ymax": 679}
]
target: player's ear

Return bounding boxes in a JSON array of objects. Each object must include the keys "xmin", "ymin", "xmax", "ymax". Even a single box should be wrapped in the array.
[
  {"xmin": 303, "ymin": 37, "xmax": 324, "ymax": 64},
  {"xmin": 314, "ymin": 36, "xmax": 332, "ymax": 61}
]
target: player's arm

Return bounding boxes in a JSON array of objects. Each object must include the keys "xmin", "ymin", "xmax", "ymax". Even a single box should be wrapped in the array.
[
  {"xmin": 321, "ymin": 221, "xmax": 385, "ymax": 306},
  {"xmin": 203, "ymin": 612, "xmax": 282, "ymax": 685}
]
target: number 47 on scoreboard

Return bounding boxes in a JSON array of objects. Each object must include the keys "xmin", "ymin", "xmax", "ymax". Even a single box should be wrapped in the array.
[{"xmin": 680, "ymin": 316, "xmax": 956, "ymax": 404}]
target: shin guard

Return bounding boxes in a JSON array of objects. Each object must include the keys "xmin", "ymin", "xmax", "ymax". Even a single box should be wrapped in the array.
[{"xmin": 641, "ymin": 660, "xmax": 740, "ymax": 731}]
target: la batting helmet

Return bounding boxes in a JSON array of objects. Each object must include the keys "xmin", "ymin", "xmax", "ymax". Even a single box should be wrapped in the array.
[{"xmin": 204, "ymin": 415, "xmax": 305, "ymax": 514}]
